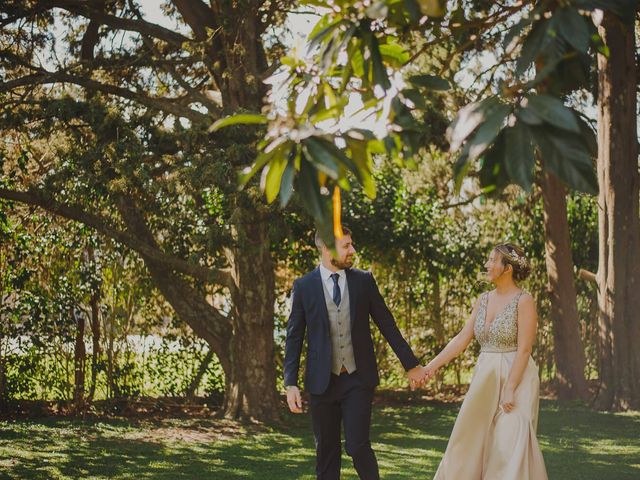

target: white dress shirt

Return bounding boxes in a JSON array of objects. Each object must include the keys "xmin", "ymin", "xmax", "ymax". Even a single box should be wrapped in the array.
[{"xmin": 319, "ymin": 263, "xmax": 346, "ymax": 303}]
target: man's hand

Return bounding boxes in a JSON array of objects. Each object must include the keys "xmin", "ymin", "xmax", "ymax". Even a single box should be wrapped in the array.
[
  {"xmin": 286, "ymin": 386, "xmax": 303, "ymax": 413},
  {"xmin": 407, "ymin": 365, "xmax": 429, "ymax": 390}
]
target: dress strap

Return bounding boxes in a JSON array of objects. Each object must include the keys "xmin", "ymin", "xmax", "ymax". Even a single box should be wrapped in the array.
[{"xmin": 482, "ymin": 291, "xmax": 490, "ymax": 307}]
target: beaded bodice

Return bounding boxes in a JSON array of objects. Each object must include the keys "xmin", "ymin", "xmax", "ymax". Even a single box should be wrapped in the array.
[{"xmin": 474, "ymin": 291, "xmax": 524, "ymax": 352}]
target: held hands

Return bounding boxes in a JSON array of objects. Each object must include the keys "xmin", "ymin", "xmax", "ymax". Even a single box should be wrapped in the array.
[
  {"xmin": 407, "ymin": 363, "xmax": 437, "ymax": 390},
  {"xmin": 286, "ymin": 386, "xmax": 304, "ymax": 413}
]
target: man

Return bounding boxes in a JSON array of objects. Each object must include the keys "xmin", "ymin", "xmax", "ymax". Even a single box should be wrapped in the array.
[{"xmin": 283, "ymin": 227, "xmax": 428, "ymax": 480}]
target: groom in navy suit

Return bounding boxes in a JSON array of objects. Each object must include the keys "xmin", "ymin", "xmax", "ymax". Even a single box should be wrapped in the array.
[{"xmin": 284, "ymin": 227, "xmax": 427, "ymax": 480}]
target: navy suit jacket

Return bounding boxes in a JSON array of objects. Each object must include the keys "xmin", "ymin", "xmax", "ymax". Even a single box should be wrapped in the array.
[{"xmin": 283, "ymin": 266, "xmax": 420, "ymax": 395}]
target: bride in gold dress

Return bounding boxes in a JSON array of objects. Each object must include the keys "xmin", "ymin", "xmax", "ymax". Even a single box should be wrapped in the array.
[{"xmin": 424, "ymin": 243, "xmax": 548, "ymax": 479}]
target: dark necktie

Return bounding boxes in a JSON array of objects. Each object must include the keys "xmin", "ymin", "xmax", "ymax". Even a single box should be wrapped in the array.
[{"xmin": 330, "ymin": 273, "xmax": 341, "ymax": 306}]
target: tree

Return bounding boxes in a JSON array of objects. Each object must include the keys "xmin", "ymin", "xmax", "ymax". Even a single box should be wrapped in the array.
[
  {"xmin": 0, "ymin": 0, "xmax": 292, "ymax": 420},
  {"xmin": 595, "ymin": 9, "xmax": 640, "ymax": 410}
]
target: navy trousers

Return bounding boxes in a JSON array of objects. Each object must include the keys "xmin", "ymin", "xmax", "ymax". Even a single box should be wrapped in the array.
[{"xmin": 309, "ymin": 371, "xmax": 379, "ymax": 480}]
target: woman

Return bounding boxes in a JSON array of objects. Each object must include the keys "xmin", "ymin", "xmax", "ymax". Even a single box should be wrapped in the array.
[{"xmin": 426, "ymin": 243, "xmax": 548, "ymax": 479}]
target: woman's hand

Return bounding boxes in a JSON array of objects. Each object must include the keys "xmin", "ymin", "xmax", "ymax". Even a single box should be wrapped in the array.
[{"xmin": 501, "ymin": 386, "xmax": 515, "ymax": 413}]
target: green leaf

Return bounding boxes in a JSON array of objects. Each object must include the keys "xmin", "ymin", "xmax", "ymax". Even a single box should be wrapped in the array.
[
  {"xmin": 515, "ymin": 106, "xmax": 544, "ymax": 125},
  {"xmin": 379, "ymin": 42, "xmax": 410, "ymax": 68},
  {"xmin": 370, "ymin": 35, "xmax": 391, "ymax": 90},
  {"xmin": 504, "ymin": 122, "xmax": 536, "ymax": 192},
  {"xmin": 525, "ymin": 95, "xmax": 580, "ymax": 133},
  {"xmin": 576, "ymin": 114, "xmax": 597, "ymax": 157},
  {"xmin": 556, "ymin": 7, "xmax": 590, "ymax": 54},
  {"xmin": 239, "ymin": 140, "xmax": 291, "ymax": 186},
  {"xmin": 516, "ymin": 19, "xmax": 550, "ymax": 78},
  {"xmin": 447, "ymin": 96, "xmax": 501, "ymax": 152},
  {"xmin": 346, "ymin": 138, "xmax": 376, "ymax": 198},
  {"xmin": 308, "ymin": 18, "xmax": 343, "ymax": 51},
  {"xmin": 313, "ymin": 137, "xmax": 360, "ymax": 175},
  {"xmin": 302, "ymin": 138, "xmax": 340, "ymax": 179},
  {"xmin": 465, "ymin": 104, "xmax": 511, "ymax": 162},
  {"xmin": 264, "ymin": 153, "xmax": 289, "ymax": 204},
  {"xmin": 478, "ymin": 133, "xmax": 511, "ymax": 195},
  {"xmin": 532, "ymin": 126, "xmax": 598, "ymax": 194},
  {"xmin": 209, "ymin": 113, "xmax": 267, "ymax": 132},
  {"xmin": 574, "ymin": 0, "xmax": 637, "ymax": 23},
  {"xmin": 279, "ymin": 152, "xmax": 297, "ymax": 207},
  {"xmin": 298, "ymin": 157, "xmax": 330, "ymax": 224},
  {"xmin": 453, "ymin": 145, "xmax": 471, "ymax": 194},
  {"xmin": 401, "ymin": 88, "xmax": 427, "ymax": 110},
  {"xmin": 407, "ymin": 74, "xmax": 451, "ymax": 90},
  {"xmin": 403, "ymin": 0, "xmax": 422, "ymax": 23}
]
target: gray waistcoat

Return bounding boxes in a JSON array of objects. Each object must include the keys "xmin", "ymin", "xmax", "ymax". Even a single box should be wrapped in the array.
[{"xmin": 321, "ymin": 277, "xmax": 357, "ymax": 375}]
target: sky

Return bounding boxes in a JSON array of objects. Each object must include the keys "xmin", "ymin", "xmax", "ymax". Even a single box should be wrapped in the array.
[{"xmin": 136, "ymin": 1, "xmax": 389, "ymax": 134}]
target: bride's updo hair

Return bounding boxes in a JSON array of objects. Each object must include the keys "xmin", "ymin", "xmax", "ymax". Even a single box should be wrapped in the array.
[{"xmin": 494, "ymin": 243, "xmax": 531, "ymax": 281}]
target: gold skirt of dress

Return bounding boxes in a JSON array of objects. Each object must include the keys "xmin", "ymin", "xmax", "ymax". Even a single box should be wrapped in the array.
[{"xmin": 434, "ymin": 350, "xmax": 548, "ymax": 480}]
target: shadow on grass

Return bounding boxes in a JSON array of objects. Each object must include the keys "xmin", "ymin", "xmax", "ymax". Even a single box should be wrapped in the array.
[{"xmin": 0, "ymin": 399, "xmax": 638, "ymax": 480}]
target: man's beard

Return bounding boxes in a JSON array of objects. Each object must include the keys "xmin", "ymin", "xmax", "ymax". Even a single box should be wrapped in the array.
[{"xmin": 331, "ymin": 256, "xmax": 354, "ymax": 270}]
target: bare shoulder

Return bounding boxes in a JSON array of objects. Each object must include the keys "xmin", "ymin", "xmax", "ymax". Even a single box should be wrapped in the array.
[
  {"xmin": 517, "ymin": 291, "xmax": 536, "ymax": 311},
  {"xmin": 472, "ymin": 292, "xmax": 486, "ymax": 309},
  {"xmin": 474, "ymin": 290, "xmax": 492, "ymax": 308}
]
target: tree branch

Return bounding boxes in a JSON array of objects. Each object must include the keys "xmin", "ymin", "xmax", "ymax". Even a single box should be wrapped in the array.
[
  {"xmin": 39, "ymin": 0, "xmax": 191, "ymax": 46},
  {"xmin": 578, "ymin": 268, "xmax": 597, "ymax": 284},
  {"xmin": 0, "ymin": 187, "xmax": 232, "ymax": 287},
  {"xmin": 0, "ymin": 71, "xmax": 213, "ymax": 121}
]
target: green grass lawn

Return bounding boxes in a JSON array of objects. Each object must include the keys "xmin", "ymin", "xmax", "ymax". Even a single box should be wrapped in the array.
[{"xmin": 1, "ymin": 398, "xmax": 639, "ymax": 479}]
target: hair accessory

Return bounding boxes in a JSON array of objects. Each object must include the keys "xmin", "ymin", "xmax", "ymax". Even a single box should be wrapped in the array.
[{"xmin": 506, "ymin": 248, "xmax": 528, "ymax": 269}]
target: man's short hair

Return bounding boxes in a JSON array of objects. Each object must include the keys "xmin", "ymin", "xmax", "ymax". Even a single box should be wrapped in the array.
[{"xmin": 314, "ymin": 226, "xmax": 352, "ymax": 249}]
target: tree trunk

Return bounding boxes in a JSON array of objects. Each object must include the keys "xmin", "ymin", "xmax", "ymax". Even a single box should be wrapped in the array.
[
  {"xmin": 223, "ymin": 205, "xmax": 279, "ymax": 421},
  {"xmin": 117, "ymin": 197, "xmax": 279, "ymax": 420},
  {"xmin": 540, "ymin": 174, "xmax": 590, "ymax": 400},
  {"xmin": 73, "ymin": 308, "xmax": 86, "ymax": 409},
  {"xmin": 88, "ymin": 285, "xmax": 101, "ymax": 403},
  {"xmin": 0, "ymin": 335, "xmax": 6, "ymax": 412},
  {"xmin": 595, "ymin": 12, "xmax": 640, "ymax": 411}
]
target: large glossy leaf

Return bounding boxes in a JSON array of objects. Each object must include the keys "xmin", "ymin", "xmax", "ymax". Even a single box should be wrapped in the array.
[
  {"xmin": 504, "ymin": 121, "xmax": 536, "ymax": 192},
  {"xmin": 465, "ymin": 104, "xmax": 511, "ymax": 162},
  {"xmin": 279, "ymin": 154, "xmax": 296, "ymax": 207},
  {"xmin": 379, "ymin": 42, "xmax": 410, "ymax": 68},
  {"xmin": 302, "ymin": 138, "xmax": 340, "ymax": 179},
  {"xmin": 556, "ymin": 7, "xmax": 590, "ymax": 54},
  {"xmin": 209, "ymin": 113, "xmax": 267, "ymax": 132},
  {"xmin": 576, "ymin": 114, "xmax": 598, "ymax": 157},
  {"xmin": 478, "ymin": 133, "xmax": 510, "ymax": 195},
  {"xmin": 516, "ymin": 19, "xmax": 550, "ymax": 77},
  {"xmin": 370, "ymin": 35, "xmax": 391, "ymax": 90},
  {"xmin": 263, "ymin": 152, "xmax": 289, "ymax": 203},
  {"xmin": 401, "ymin": 88, "xmax": 427, "ymax": 110},
  {"xmin": 447, "ymin": 96, "xmax": 501, "ymax": 152},
  {"xmin": 297, "ymin": 158, "xmax": 332, "ymax": 229},
  {"xmin": 308, "ymin": 18, "xmax": 344, "ymax": 51},
  {"xmin": 525, "ymin": 95, "xmax": 580, "ymax": 133},
  {"xmin": 407, "ymin": 74, "xmax": 451, "ymax": 90},
  {"xmin": 515, "ymin": 106, "xmax": 544, "ymax": 125},
  {"xmin": 453, "ymin": 144, "xmax": 470, "ymax": 193},
  {"xmin": 346, "ymin": 138, "xmax": 376, "ymax": 198},
  {"xmin": 574, "ymin": 0, "xmax": 638, "ymax": 22},
  {"xmin": 403, "ymin": 0, "xmax": 422, "ymax": 23},
  {"xmin": 239, "ymin": 140, "xmax": 291, "ymax": 186},
  {"xmin": 532, "ymin": 125, "xmax": 598, "ymax": 194}
]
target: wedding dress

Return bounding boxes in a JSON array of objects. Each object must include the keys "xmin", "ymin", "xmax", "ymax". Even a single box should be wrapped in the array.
[{"xmin": 433, "ymin": 291, "xmax": 548, "ymax": 479}]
